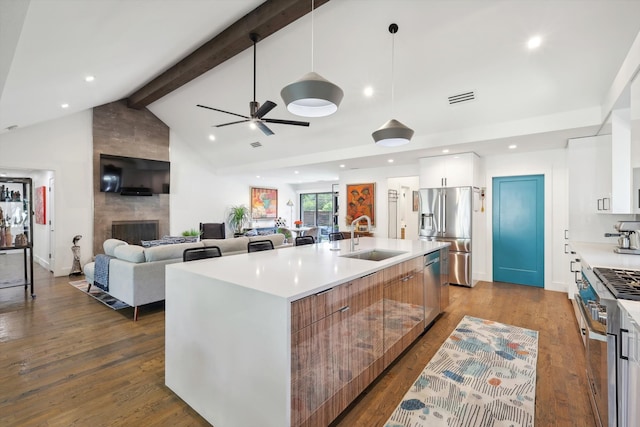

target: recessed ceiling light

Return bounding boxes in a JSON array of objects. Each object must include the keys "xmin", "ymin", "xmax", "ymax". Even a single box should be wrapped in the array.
[
  {"xmin": 388, "ymin": 159, "xmax": 394, "ymax": 163},
  {"xmin": 509, "ymin": 144, "xmax": 517, "ymax": 149},
  {"xmin": 339, "ymin": 164, "xmax": 345, "ymax": 168},
  {"xmin": 0, "ymin": 173, "xmax": 6, "ymax": 177},
  {"xmin": 208, "ymin": 134, "xmax": 216, "ymax": 141},
  {"xmin": 442, "ymin": 149, "xmax": 449, "ymax": 153},
  {"xmin": 256, "ymin": 175, "xmax": 260, "ymax": 178},
  {"xmin": 527, "ymin": 35, "xmax": 542, "ymax": 50},
  {"xmin": 85, "ymin": 75, "xmax": 95, "ymax": 82},
  {"xmin": 363, "ymin": 86, "xmax": 374, "ymax": 97},
  {"xmin": 294, "ymin": 170, "xmax": 299, "ymax": 174},
  {"xmin": 61, "ymin": 103, "xmax": 69, "ymax": 109}
]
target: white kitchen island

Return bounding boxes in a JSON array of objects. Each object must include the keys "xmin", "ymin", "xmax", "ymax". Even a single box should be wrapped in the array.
[{"xmin": 165, "ymin": 237, "xmax": 448, "ymax": 427}]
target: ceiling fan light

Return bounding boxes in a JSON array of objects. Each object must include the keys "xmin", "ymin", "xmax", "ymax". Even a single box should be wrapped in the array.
[
  {"xmin": 372, "ymin": 119, "xmax": 414, "ymax": 146},
  {"xmin": 281, "ymin": 72, "xmax": 343, "ymax": 117}
]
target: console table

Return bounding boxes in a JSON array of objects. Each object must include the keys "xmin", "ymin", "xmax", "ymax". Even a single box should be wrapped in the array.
[{"xmin": 0, "ymin": 244, "xmax": 35, "ymax": 297}]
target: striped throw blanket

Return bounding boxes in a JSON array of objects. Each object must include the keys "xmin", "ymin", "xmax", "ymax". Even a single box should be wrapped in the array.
[{"xmin": 94, "ymin": 254, "xmax": 114, "ymax": 291}]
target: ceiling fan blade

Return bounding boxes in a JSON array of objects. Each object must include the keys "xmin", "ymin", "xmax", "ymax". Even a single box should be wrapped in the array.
[
  {"xmin": 215, "ymin": 119, "xmax": 250, "ymax": 127},
  {"xmin": 256, "ymin": 121, "xmax": 275, "ymax": 136},
  {"xmin": 254, "ymin": 100, "xmax": 276, "ymax": 119},
  {"xmin": 197, "ymin": 104, "xmax": 249, "ymax": 120},
  {"xmin": 262, "ymin": 118, "xmax": 310, "ymax": 127}
]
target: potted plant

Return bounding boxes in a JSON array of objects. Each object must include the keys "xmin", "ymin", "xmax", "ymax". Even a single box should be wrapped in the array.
[{"xmin": 227, "ymin": 205, "xmax": 250, "ymax": 237}]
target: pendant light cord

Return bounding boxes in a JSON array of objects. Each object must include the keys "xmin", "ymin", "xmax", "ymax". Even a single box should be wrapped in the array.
[
  {"xmin": 391, "ymin": 29, "xmax": 395, "ymax": 115},
  {"xmin": 311, "ymin": 0, "xmax": 315, "ymax": 71}
]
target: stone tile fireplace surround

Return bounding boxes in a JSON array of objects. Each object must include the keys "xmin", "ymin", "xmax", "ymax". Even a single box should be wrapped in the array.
[{"xmin": 92, "ymin": 100, "xmax": 170, "ymax": 255}]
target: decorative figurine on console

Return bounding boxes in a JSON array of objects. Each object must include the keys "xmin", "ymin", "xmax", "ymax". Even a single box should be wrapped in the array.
[{"xmin": 69, "ymin": 235, "xmax": 83, "ymax": 276}]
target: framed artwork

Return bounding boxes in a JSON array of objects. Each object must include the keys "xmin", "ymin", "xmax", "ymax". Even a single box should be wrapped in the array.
[
  {"xmin": 35, "ymin": 186, "xmax": 46, "ymax": 225},
  {"xmin": 413, "ymin": 190, "xmax": 419, "ymax": 212},
  {"xmin": 251, "ymin": 187, "xmax": 278, "ymax": 219},
  {"xmin": 346, "ymin": 183, "xmax": 375, "ymax": 226}
]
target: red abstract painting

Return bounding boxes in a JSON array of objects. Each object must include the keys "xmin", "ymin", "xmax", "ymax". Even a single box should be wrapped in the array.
[{"xmin": 35, "ymin": 186, "xmax": 46, "ymax": 225}]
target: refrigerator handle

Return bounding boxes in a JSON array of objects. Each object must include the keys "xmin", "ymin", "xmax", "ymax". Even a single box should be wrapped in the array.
[{"xmin": 441, "ymin": 191, "xmax": 446, "ymax": 234}]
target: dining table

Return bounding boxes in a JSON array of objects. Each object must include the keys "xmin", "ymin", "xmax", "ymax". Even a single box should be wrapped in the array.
[{"xmin": 287, "ymin": 226, "xmax": 312, "ymax": 238}]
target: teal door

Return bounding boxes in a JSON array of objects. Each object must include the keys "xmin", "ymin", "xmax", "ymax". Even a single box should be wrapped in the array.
[{"xmin": 492, "ymin": 175, "xmax": 544, "ymax": 287}]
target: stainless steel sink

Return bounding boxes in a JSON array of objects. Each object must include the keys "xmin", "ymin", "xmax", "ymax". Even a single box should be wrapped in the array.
[{"xmin": 340, "ymin": 249, "xmax": 407, "ymax": 261}]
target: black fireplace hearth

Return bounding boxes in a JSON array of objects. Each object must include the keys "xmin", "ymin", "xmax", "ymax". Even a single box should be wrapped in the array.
[{"xmin": 112, "ymin": 220, "xmax": 159, "ymax": 245}]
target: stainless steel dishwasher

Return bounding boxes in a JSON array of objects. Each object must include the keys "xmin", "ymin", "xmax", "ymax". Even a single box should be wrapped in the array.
[{"xmin": 424, "ymin": 251, "xmax": 441, "ymax": 328}]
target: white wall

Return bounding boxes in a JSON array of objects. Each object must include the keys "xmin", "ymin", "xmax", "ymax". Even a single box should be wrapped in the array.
[
  {"xmin": 0, "ymin": 111, "xmax": 93, "ymax": 276},
  {"xmin": 338, "ymin": 164, "xmax": 419, "ymax": 238},
  {"xmin": 482, "ymin": 148, "xmax": 568, "ymax": 293},
  {"xmin": 169, "ymin": 130, "xmax": 297, "ymax": 236}
]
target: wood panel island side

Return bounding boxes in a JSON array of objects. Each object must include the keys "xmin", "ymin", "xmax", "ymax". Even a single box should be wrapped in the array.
[{"xmin": 165, "ymin": 237, "xmax": 449, "ymax": 427}]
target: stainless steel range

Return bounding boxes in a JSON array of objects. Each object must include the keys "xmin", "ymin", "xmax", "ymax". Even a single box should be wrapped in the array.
[
  {"xmin": 595, "ymin": 268, "xmax": 640, "ymax": 301},
  {"xmin": 578, "ymin": 266, "xmax": 640, "ymax": 427}
]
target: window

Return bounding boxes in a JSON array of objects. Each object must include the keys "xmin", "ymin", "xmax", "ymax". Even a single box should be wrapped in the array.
[{"xmin": 300, "ymin": 192, "xmax": 334, "ymax": 241}]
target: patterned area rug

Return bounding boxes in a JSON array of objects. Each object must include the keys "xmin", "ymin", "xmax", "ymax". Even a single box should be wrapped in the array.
[
  {"xmin": 386, "ymin": 315, "xmax": 539, "ymax": 427},
  {"xmin": 68, "ymin": 280, "xmax": 130, "ymax": 310}
]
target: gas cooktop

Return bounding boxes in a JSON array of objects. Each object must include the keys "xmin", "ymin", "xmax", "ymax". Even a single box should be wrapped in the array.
[{"xmin": 593, "ymin": 267, "xmax": 640, "ymax": 301}]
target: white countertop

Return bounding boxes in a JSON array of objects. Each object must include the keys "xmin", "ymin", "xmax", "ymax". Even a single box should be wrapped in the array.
[
  {"xmin": 569, "ymin": 241, "xmax": 640, "ymax": 270},
  {"xmin": 167, "ymin": 237, "xmax": 448, "ymax": 301}
]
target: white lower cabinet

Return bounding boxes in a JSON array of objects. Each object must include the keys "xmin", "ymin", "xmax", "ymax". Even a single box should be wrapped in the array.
[{"xmin": 619, "ymin": 303, "xmax": 640, "ymax": 427}]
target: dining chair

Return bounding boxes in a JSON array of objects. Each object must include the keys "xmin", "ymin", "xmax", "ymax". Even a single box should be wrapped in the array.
[
  {"xmin": 247, "ymin": 240, "xmax": 274, "ymax": 253},
  {"xmin": 183, "ymin": 246, "xmax": 222, "ymax": 262},
  {"xmin": 200, "ymin": 222, "xmax": 225, "ymax": 239},
  {"xmin": 329, "ymin": 232, "xmax": 344, "ymax": 241},
  {"xmin": 304, "ymin": 226, "xmax": 319, "ymax": 240},
  {"xmin": 295, "ymin": 236, "xmax": 315, "ymax": 246}
]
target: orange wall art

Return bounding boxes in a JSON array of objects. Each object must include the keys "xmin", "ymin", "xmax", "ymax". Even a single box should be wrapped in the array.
[{"xmin": 345, "ymin": 183, "xmax": 375, "ymax": 226}]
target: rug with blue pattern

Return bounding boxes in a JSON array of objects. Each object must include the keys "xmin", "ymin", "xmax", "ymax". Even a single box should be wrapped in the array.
[{"xmin": 386, "ymin": 315, "xmax": 538, "ymax": 427}]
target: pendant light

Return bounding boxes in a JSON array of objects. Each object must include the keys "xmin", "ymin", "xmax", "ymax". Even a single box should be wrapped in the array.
[
  {"xmin": 372, "ymin": 23, "xmax": 414, "ymax": 146},
  {"xmin": 280, "ymin": 0, "xmax": 343, "ymax": 117}
]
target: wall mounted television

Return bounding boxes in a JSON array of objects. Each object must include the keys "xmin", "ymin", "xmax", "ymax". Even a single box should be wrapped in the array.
[{"xmin": 99, "ymin": 154, "xmax": 170, "ymax": 195}]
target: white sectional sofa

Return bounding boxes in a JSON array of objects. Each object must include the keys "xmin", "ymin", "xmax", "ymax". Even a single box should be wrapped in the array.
[{"xmin": 84, "ymin": 234, "xmax": 287, "ymax": 320}]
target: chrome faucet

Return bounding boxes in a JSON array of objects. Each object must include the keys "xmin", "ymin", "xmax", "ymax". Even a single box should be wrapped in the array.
[{"xmin": 350, "ymin": 215, "xmax": 371, "ymax": 252}]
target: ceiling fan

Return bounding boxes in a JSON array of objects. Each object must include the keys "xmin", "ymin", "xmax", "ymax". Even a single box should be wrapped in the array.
[{"xmin": 197, "ymin": 33, "xmax": 310, "ymax": 136}]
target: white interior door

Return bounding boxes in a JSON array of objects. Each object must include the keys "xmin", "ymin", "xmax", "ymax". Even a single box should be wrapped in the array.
[{"xmin": 48, "ymin": 177, "xmax": 55, "ymax": 272}]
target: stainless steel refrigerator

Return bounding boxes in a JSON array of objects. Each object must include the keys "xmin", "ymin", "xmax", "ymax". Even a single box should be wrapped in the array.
[{"xmin": 418, "ymin": 186, "xmax": 474, "ymax": 287}]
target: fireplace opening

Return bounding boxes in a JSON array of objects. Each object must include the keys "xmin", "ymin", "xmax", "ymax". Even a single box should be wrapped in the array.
[{"xmin": 112, "ymin": 220, "xmax": 159, "ymax": 245}]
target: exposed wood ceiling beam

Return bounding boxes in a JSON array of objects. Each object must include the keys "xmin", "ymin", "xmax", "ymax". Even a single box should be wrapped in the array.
[{"xmin": 127, "ymin": 0, "xmax": 330, "ymax": 109}]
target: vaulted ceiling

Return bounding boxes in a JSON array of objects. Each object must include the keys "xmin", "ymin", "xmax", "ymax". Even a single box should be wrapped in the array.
[{"xmin": 2, "ymin": 0, "xmax": 640, "ymax": 183}]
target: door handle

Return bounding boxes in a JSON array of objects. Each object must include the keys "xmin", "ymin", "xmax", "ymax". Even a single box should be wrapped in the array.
[
  {"xmin": 620, "ymin": 328, "xmax": 629, "ymax": 360},
  {"xmin": 564, "ymin": 229, "xmax": 569, "ymax": 240},
  {"xmin": 564, "ymin": 243, "xmax": 569, "ymax": 254},
  {"xmin": 570, "ymin": 260, "xmax": 579, "ymax": 272}
]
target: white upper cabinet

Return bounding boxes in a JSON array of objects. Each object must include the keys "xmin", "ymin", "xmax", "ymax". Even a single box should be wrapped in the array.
[{"xmin": 419, "ymin": 153, "xmax": 482, "ymax": 188}]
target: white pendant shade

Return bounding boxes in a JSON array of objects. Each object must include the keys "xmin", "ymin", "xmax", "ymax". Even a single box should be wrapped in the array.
[
  {"xmin": 372, "ymin": 119, "xmax": 414, "ymax": 146},
  {"xmin": 280, "ymin": 71, "xmax": 344, "ymax": 117}
]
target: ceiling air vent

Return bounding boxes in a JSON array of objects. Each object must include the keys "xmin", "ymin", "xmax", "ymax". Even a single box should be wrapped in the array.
[
  {"xmin": 448, "ymin": 91, "xmax": 476, "ymax": 105},
  {"xmin": 250, "ymin": 141, "xmax": 262, "ymax": 148}
]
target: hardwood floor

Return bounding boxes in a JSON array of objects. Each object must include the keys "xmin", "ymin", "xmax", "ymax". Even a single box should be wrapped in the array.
[{"xmin": 0, "ymin": 258, "xmax": 595, "ymax": 427}]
